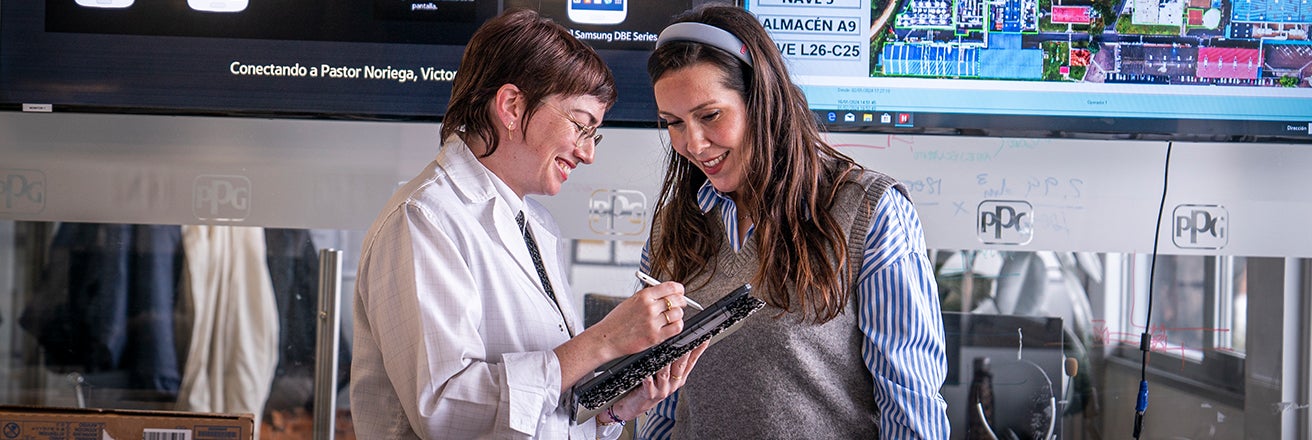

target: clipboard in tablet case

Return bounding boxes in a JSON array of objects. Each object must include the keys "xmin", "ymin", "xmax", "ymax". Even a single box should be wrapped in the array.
[{"xmin": 572, "ymin": 283, "xmax": 764, "ymax": 423}]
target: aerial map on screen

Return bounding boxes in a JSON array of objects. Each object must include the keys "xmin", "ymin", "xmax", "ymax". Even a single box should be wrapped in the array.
[{"xmin": 747, "ymin": 0, "xmax": 1312, "ymax": 140}]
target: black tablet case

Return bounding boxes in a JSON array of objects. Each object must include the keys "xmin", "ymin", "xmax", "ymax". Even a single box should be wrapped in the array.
[{"xmin": 572, "ymin": 284, "xmax": 764, "ymax": 423}]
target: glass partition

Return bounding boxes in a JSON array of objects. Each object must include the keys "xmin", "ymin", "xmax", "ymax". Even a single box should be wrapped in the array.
[
  {"xmin": 0, "ymin": 221, "xmax": 361, "ymax": 439},
  {"xmin": 0, "ymin": 227, "xmax": 1300, "ymax": 439},
  {"xmin": 569, "ymin": 245, "xmax": 1289, "ymax": 440},
  {"xmin": 3, "ymin": 117, "xmax": 1309, "ymax": 438}
]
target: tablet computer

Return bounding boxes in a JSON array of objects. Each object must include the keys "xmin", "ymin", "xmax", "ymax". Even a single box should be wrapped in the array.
[{"xmin": 572, "ymin": 283, "xmax": 764, "ymax": 423}]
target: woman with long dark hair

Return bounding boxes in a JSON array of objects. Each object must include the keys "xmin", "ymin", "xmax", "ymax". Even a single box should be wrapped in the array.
[{"xmin": 637, "ymin": 5, "xmax": 949, "ymax": 438}]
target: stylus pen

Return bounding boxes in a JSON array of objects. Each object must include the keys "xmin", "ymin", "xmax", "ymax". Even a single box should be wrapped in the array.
[{"xmin": 635, "ymin": 271, "xmax": 704, "ymax": 311}]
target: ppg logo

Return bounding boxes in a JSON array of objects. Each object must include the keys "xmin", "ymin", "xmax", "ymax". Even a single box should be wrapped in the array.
[
  {"xmin": 193, "ymin": 175, "xmax": 251, "ymax": 221},
  {"xmin": 1172, "ymin": 204, "xmax": 1227, "ymax": 249},
  {"xmin": 588, "ymin": 189, "xmax": 647, "ymax": 236},
  {"xmin": 977, "ymin": 200, "xmax": 1033, "ymax": 245},
  {"xmin": 0, "ymin": 169, "xmax": 46, "ymax": 214}
]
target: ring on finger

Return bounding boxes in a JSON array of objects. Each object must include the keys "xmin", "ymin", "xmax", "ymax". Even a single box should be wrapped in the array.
[
  {"xmin": 671, "ymin": 375, "xmax": 681, "ymax": 381},
  {"xmin": 662, "ymin": 310, "xmax": 671, "ymax": 324},
  {"xmin": 663, "ymin": 297, "xmax": 673, "ymax": 311}
]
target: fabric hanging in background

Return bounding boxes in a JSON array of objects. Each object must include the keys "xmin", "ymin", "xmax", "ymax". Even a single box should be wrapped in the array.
[
  {"xmin": 263, "ymin": 228, "xmax": 351, "ymax": 413},
  {"xmin": 19, "ymin": 223, "xmax": 184, "ymax": 398},
  {"xmin": 178, "ymin": 225, "xmax": 279, "ymax": 433}
]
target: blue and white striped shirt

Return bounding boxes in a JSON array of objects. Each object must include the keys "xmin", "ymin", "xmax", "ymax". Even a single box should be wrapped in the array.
[{"xmin": 637, "ymin": 180, "xmax": 950, "ymax": 439}]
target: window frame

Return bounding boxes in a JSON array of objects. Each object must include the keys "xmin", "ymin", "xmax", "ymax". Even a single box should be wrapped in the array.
[{"xmin": 1111, "ymin": 254, "xmax": 1246, "ymax": 402}]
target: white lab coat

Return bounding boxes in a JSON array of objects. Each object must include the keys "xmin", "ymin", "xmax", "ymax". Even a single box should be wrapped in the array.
[{"xmin": 350, "ymin": 139, "xmax": 613, "ymax": 439}]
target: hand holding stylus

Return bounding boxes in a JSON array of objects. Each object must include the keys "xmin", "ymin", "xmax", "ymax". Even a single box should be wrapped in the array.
[{"xmin": 636, "ymin": 271, "xmax": 704, "ymax": 311}]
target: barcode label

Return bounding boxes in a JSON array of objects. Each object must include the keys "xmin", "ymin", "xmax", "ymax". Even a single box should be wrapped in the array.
[{"xmin": 143, "ymin": 429, "xmax": 192, "ymax": 440}]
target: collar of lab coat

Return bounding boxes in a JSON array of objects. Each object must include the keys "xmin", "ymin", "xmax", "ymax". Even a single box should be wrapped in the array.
[{"xmin": 435, "ymin": 137, "xmax": 575, "ymax": 334}]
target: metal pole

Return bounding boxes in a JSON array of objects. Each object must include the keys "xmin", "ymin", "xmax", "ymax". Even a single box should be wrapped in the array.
[{"xmin": 313, "ymin": 248, "xmax": 343, "ymax": 440}]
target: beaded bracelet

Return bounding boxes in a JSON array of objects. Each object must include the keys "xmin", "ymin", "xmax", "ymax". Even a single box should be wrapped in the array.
[{"xmin": 605, "ymin": 406, "xmax": 626, "ymax": 426}]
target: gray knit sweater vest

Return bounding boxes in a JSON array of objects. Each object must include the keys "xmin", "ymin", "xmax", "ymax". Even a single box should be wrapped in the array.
[{"xmin": 660, "ymin": 169, "xmax": 905, "ymax": 439}]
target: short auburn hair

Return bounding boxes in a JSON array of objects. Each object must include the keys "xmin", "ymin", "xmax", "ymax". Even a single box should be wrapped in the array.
[{"xmin": 441, "ymin": 8, "xmax": 617, "ymax": 157}]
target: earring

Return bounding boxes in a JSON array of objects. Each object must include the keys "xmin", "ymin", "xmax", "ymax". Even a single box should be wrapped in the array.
[{"xmin": 507, "ymin": 120, "xmax": 515, "ymax": 130}]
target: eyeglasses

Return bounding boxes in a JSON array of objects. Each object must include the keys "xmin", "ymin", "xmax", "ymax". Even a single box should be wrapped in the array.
[{"xmin": 544, "ymin": 103, "xmax": 603, "ymax": 148}]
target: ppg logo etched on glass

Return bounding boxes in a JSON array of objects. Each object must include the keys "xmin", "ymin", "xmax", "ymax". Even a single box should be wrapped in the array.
[
  {"xmin": 977, "ymin": 200, "xmax": 1033, "ymax": 245},
  {"xmin": 193, "ymin": 175, "xmax": 251, "ymax": 221},
  {"xmin": 1172, "ymin": 204, "xmax": 1227, "ymax": 249},
  {"xmin": 588, "ymin": 189, "xmax": 647, "ymax": 236},
  {"xmin": 0, "ymin": 169, "xmax": 46, "ymax": 214}
]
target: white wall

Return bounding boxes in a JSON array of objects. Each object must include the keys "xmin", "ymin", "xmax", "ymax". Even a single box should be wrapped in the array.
[{"xmin": 6, "ymin": 112, "xmax": 1312, "ymax": 258}]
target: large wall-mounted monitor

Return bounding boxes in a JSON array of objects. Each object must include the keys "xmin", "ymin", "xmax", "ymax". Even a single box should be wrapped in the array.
[
  {"xmin": 0, "ymin": 0, "xmax": 694, "ymax": 123},
  {"xmin": 746, "ymin": 0, "xmax": 1312, "ymax": 142}
]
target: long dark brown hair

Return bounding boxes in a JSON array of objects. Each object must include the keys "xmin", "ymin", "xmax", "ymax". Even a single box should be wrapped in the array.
[
  {"xmin": 441, "ymin": 8, "xmax": 616, "ymax": 157},
  {"xmin": 647, "ymin": 5, "xmax": 863, "ymax": 323}
]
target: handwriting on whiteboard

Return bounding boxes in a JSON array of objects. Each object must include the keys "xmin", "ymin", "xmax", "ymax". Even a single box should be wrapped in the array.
[
  {"xmin": 976, "ymin": 173, "xmax": 1084, "ymax": 200},
  {"xmin": 901, "ymin": 176, "xmax": 944, "ymax": 197},
  {"xmin": 913, "ymin": 149, "xmax": 996, "ymax": 163}
]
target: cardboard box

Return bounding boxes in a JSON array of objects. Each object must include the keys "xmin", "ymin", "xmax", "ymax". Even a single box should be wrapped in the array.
[{"xmin": 0, "ymin": 405, "xmax": 253, "ymax": 440}]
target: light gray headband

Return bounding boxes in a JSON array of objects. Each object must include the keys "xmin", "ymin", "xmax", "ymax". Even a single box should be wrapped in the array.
[{"xmin": 655, "ymin": 22, "xmax": 753, "ymax": 67}]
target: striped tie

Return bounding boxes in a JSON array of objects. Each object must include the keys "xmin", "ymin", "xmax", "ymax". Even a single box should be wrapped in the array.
[{"xmin": 516, "ymin": 211, "xmax": 557, "ymax": 303}]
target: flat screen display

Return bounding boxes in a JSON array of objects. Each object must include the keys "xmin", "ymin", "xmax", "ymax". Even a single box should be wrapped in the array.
[
  {"xmin": 0, "ymin": 0, "xmax": 693, "ymax": 123},
  {"xmin": 745, "ymin": 0, "xmax": 1312, "ymax": 142}
]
